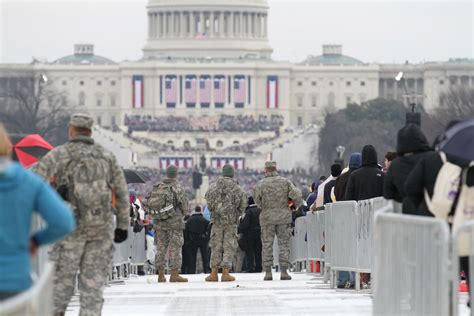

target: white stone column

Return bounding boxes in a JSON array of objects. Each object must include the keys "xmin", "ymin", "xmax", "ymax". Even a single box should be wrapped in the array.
[
  {"xmin": 263, "ymin": 14, "xmax": 268, "ymax": 38},
  {"xmin": 258, "ymin": 13, "xmax": 262, "ymax": 38},
  {"xmin": 229, "ymin": 12, "xmax": 234, "ymax": 37},
  {"xmin": 180, "ymin": 12, "xmax": 185, "ymax": 37},
  {"xmin": 248, "ymin": 13, "xmax": 252, "ymax": 38},
  {"xmin": 190, "ymin": 12, "xmax": 195, "ymax": 37},
  {"xmin": 219, "ymin": 11, "xmax": 224, "ymax": 37},
  {"xmin": 199, "ymin": 11, "xmax": 204, "ymax": 34},
  {"xmin": 239, "ymin": 12, "xmax": 244, "ymax": 38},
  {"xmin": 170, "ymin": 12, "xmax": 176, "ymax": 37},
  {"xmin": 210, "ymin": 11, "xmax": 214, "ymax": 38},
  {"xmin": 163, "ymin": 12, "xmax": 168, "ymax": 37},
  {"xmin": 148, "ymin": 13, "xmax": 152, "ymax": 38},
  {"xmin": 251, "ymin": 13, "xmax": 256, "ymax": 38}
]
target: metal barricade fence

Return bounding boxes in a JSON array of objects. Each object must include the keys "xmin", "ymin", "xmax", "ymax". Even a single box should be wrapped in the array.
[
  {"xmin": 111, "ymin": 225, "xmax": 146, "ymax": 279},
  {"xmin": 306, "ymin": 211, "xmax": 325, "ymax": 264},
  {"xmin": 0, "ymin": 262, "xmax": 54, "ymax": 316},
  {"xmin": 372, "ymin": 204, "xmax": 451, "ymax": 316},
  {"xmin": 293, "ymin": 217, "xmax": 308, "ymax": 271},
  {"xmin": 324, "ymin": 204, "xmax": 332, "ymax": 283},
  {"xmin": 452, "ymin": 220, "xmax": 474, "ymax": 316},
  {"xmin": 329, "ymin": 201, "xmax": 359, "ymax": 288}
]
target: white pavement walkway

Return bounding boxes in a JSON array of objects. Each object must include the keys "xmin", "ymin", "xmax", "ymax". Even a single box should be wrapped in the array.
[{"xmin": 65, "ymin": 272, "xmax": 471, "ymax": 316}]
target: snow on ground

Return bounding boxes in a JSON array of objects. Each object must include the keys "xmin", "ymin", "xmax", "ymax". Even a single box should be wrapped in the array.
[{"xmin": 65, "ymin": 272, "xmax": 470, "ymax": 316}]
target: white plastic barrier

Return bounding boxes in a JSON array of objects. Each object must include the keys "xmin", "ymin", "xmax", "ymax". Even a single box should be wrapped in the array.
[
  {"xmin": 292, "ymin": 217, "xmax": 308, "ymax": 271},
  {"xmin": 373, "ymin": 205, "xmax": 451, "ymax": 316},
  {"xmin": 111, "ymin": 226, "xmax": 146, "ymax": 279},
  {"xmin": 0, "ymin": 262, "xmax": 54, "ymax": 316},
  {"xmin": 324, "ymin": 204, "xmax": 333, "ymax": 283}
]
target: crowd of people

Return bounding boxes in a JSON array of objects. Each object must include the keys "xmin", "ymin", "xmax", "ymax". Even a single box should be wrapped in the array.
[
  {"xmin": 124, "ymin": 114, "xmax": 284, "ymax": 133},
  {"xmin": 1, "ymin": 109, "xmax": 472, "ymax": 315}
]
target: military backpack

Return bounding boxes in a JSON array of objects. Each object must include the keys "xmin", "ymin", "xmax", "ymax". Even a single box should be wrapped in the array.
[
  {"xmin": 147, "ymin": 183, "xmax": 179, "ymax": 221},
  {"xmin": 61, "ymin": 148, "xmax": 113, "ymax": 228}
]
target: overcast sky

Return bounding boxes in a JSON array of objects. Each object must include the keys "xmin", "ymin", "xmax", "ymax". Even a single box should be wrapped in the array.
[{"xmin": 0, "ymin": 0, "xmax": 472, "ymax": 64}]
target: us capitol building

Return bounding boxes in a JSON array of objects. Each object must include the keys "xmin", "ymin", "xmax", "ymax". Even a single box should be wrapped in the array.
[{"xmin": 1, "ymin": 0, "xmax": 473, "ymax": 170}]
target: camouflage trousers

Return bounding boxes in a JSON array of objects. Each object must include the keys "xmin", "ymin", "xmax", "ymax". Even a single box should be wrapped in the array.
[
  {"xmin": 51, "ymin": 238, "xmax": 114, "ymax": 316},
  {"xmin": 155, "ymin": 225, "xmax": 183, "ymax": 270},
  {"xmin": 209, "ymin": 224, "xmax": 237, "ymax": 268},
  {"xmin": 261, "ymin": 224, "xmax": 292, "ymax": 269}
]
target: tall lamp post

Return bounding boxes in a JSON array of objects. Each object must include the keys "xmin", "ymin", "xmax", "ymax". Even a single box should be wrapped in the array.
[
  {"xmin": 395, "ymin": 72, "xmax": 421, "ymax": 126},
  {"xmin": 335, "ymin": 145, "xmax": 345, "ymax": 167}
]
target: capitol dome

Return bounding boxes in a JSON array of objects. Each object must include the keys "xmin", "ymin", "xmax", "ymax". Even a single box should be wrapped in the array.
[
  {"xmin": 301, "ymin": 45, "xmax": 363, "ymax": 66},
  {"xmin": 143, "ymin": 0, "xmax": 272, "ymax": 60}
]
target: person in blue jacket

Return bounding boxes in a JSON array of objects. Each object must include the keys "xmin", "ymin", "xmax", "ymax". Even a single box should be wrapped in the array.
[{"xmin": 0, "ymin": 125, "xmax": 76, "ymax": 301}]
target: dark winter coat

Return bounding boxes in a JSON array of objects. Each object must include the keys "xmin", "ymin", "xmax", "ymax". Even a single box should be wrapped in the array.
[
  {"xmin": 324, "ymin": 179, "xmax": 337, "ymax": 204},
  {"xmin": 404, "ymin": 151, "xmax": 473, "ymax": 217},
  {"xmin": 334, "ymin": 153, "xmax": 362, "ymax": 201},
  {"xmin": 185, "ymin": 213, "xmax": 210, "ymax": 241},
  {"xmin": 345, "ymin": 145, "xmax": 385, "ymax": 201},
  {"xmin": 384, "ymin": 124, "xmax": 433, "ymax": 214},
  {"xmin": 238, "ymin": 204, "xmax": 261, "ymax": 238}
]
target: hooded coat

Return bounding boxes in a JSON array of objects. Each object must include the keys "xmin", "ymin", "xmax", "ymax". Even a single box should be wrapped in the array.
[
  {"xmin": 334, "ymin": 153, "xmax": 362, "ymax": 201},
  {"xmin": 404, "ymin": 151, "xmax": 473, "ymax": 217},
  {"xmin": 383, "ymin": 124, "xmax": 433, "ymax": 214},
  {"xmin": 344, "ymin": 145, "xmax": 385, "ymax": 201}
]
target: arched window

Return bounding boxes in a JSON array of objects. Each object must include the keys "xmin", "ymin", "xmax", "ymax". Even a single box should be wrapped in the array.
[
  {"xmin": 328, "ymin": 92, "xmax": 335, "ymax": 107},
  {"xmin": 216, "ymin": 140, "xmax": 223, "ymax": 148},
  {"xmin": 78, "ymin": 92, "xmax": 85, "ymax": 106},
  {"xmin": 167, "ymin": 140, "xmax": 174, "ymax": 146},
  {"xmin": 183, "ymin": 140, "xmax": 191, "ymax": 148},
  {"xmin": 233, "ymin": 140, "xmax": 240, "ymax": 145}
]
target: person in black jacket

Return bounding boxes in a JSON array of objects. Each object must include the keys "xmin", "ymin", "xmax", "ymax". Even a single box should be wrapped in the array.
[
  {"xmin": 345, "ymin": 145, "xmax": 385, "ymax": 201},
  {"xmin": 383, "ymin": 124, "xmax": 433, "ymax": 214},
  {"xmin": 323, "ymin": 164, "xmax": 342, "ymax": 204},
  {"xmin": 238, "ymin": 197, "xmax": 262, "ymax": 273},
  {"xmin": 334, "ymin": 153, "xmax": 362, "ymax": 201},
  {"xmin": 185, "ymin": 206, "xmax": 210, "ymax": 274}
]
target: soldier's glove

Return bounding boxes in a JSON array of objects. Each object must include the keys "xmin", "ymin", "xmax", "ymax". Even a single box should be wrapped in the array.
[
  {"xmin": 297, "ymin": 204, "xmax": 310, "ymax": 216},
  {"xmin": 114, "ymin": 228, "xmax": 128, "ymax": 243}
]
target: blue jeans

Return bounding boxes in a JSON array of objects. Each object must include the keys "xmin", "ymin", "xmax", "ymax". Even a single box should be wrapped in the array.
[{"xmin": 337, "ymin": 271, "xmax": 355, "ymax": 286}]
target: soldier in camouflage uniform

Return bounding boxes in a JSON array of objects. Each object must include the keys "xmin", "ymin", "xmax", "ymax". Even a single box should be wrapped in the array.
[
  {"xmin": 144, "ymin": 165, "xmax": 188, "ymax": 283},
  {"xmin": 204, "ymin": 165, "xmax": 247, "ymax": 282},
  {"xmin": 33, "ymin": 113, "xmax": 129, "ymax": 316},
  {"xmin": 254, "ymin": 161, "xmax": 303, "ymax": 281}
]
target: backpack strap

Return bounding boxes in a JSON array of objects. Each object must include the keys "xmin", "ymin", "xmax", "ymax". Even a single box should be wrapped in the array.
[{"xmin": 439, "ymin": 152, "xmax": 448, "ymax": 163}]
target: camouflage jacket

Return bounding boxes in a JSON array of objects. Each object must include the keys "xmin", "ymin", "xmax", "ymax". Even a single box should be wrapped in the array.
[
  {"xmin": 254, "ymin": 171, "xmax": 303, "ymax": 225},
  {"xmin": 144, "ymin": 178, "xmax": 188, "ymax": 230},
  {"xmin": 32, "ymin": 136, "xmax": 129, "ymax": 239},
  {"xmin": 205, "ymin": 177, "xmax": 247, "ymax": 226}
]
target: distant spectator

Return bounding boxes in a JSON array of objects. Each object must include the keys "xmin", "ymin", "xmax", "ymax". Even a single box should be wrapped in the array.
[
  {"xmin": 334, "ymin": 153, "xmax": 362, "ymax": 201},
  {"xmin": 345, "ymin": 145, "xmax": 385, "ymax": 202},
  {"xmin": 384, "ymin": 124, "xmax": 432, "ymax": 214},
  {"xmin": 323, "ymin": 164, "xmax": 343, "ymax": 204},
  {"xmin": 384, "ymin": 152, "xmax": 398, "ymax": 172},
  {"xmin": 238, "ymin": 197, "xmax": 262, "ymax": 273},
  {"xmin": 0, "ymin": 125, "xmax": 75, "ymax": 300},
  {"xmin": 185, "ymin": 206, "xmax": 210, "ymax": 274},
  {"xmin": 306, "ymin": 176, "xmax": 326, "ymax": 208}
]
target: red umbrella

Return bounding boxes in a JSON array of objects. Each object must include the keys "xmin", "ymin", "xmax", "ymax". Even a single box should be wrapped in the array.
[{"xmin": 11, "ymin": 134, "xmax": 54, "ymax": 168}]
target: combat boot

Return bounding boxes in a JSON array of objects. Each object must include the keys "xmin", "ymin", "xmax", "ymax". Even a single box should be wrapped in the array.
[
  {"xmin": 205, "ymin": 266, "xmax": 219, "ymax": 282},
  {"xmin": 158, "ymin": 268, "xmax": 166, "ymax": 283},
  {"xmin": 169, "ymin": 269, "xmax": 188, "ymax": 282},
  {"xmin": 280, "ymin": 267, "xmax": 292, "ymax": 280},
  {"xmin": 221, "ymin": 267, "xmax": 235, "ymax": 282},
  {"xmin": 263, "ymin": 267, "xmax": 273, "ymax": 281}
]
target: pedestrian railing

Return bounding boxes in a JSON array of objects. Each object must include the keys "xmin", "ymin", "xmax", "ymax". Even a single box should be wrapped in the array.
[
  {"xmin": 372, "ymin": 202, "xmax": 451, "ymax": 316},
  {"xmin": 0, "ymin": 262, "xmax": 54, "ymax": 316},
  {"xmin": 288, "ymin": 197, "xmax": 385, "ymax": 290},
  {"xmin": 111, "ymin": 225, "xmax": 147, "ymax": 279}
]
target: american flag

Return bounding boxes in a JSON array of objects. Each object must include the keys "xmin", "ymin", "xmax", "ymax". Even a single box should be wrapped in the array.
[
  {"xmin": 160, "ymin": 157, "xmax": 193, "ymax": 170},
  {"xmin": 211, "ymin": 157, "xmax": 245, "ymax": 170},
  {"xmin": 214, "ymin": 75, "xmax": 226, "ymax": 107},
  {"xmin": 234, "ymin": 75, "xmax": 246, "ymax": 106},
  {"xmin": 185, "ymin": 75, "xmax": 197, "ymax": 106},
  {"xmin": 165, "ymin": 75, "xmax": 177, "ymax": 106},
  {"xmin": 200, "ymin": 75, "xmax": 211, "ymax": 106},
  {"xmin": 267, "ymin": 75, "xmax": 279, "ymax": 109},
  {"xmin": 132, "ymin": 75, "xmax": 144, "ymax": 108}
]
